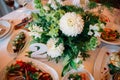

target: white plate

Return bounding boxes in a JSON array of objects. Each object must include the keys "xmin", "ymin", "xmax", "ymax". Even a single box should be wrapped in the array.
[
  {"xmin": 0, "ymin": 20, "xmax": 11, "ymax": 38},
  {"xmin": 62, "ymin": 68, "xmax": 94, "ymax": 80},
  {"xmin": 7, "ymin": 29, "xmax": 30, "ymax": 57},
  {"xmin": 93, "ymin": 45, "xmax": 120, "ymax": 80},
  {"xmin": 100, "ymin": 38, "xmax": 120, "ymax": 45},
  {"xmin": 0, "ymin": 56, "xmax": 59, "ymax": 80},
  {"xmin": 99, "ymin": 23, "xmax": 120, "ymax": 45}
]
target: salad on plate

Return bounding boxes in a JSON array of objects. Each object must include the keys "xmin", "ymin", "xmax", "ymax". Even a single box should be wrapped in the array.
[
  {"xmin": 62, "ymin": 68, "xmax": 94, "ymax": 80},
  {"xmin": 0, "ymin": 57, "xmax": 59, "ymax": 80},
  {"xmin": 7, "ymin": 30, "xmax": 29, "ymax": 56},
  {"xmin": 100, "ymin": 28, "xmax": 120, "ymax": 45}
]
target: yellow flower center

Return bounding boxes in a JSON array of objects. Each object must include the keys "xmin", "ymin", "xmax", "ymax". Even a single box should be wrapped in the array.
[{"xmin": 67, "ymin": 18, "xmax": 75, "ymax": 27}]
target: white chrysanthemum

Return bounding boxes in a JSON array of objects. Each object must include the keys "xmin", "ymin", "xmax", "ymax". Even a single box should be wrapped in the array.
[
  {"xmin": 59, "ymin": 12, "xmax": 84, "ymax": 37},
  {"xmin": 47, "ymin": 38, "xmax": 64, "ymax": 58}
]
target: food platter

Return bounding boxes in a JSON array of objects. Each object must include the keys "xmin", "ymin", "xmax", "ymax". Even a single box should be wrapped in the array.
[
  {"xmin": 99, "ymin": 38, "xmax": 120, "ymax": 45},
  {"xmin": 0, "ymin": 20, "xmax": 12, "ymax": 39},
  {"xmin": 0, "ymin": 57, "xmax": 59, "ymax": 80},
  {"xmin": 93, "ymin": 45, "xmax": 120, "ymax": 80},
  {"xmin": 62, "ymin": 68, "xmax": 94, "ymax": 80},
  {"xmin": 7, "ymin": 30, "xmax": 30, "ymax": 56},
  {"xmin": 99, "ymin": 23, "xmax": 120, "ymax": 45}
]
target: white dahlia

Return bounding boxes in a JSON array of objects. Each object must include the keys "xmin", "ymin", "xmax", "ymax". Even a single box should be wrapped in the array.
[
  {"xmin": 47, "ymin": 38, "xmax": 64, "ymax": 58},
  {"xmin": 59, "ymin": 12, "xmax": 84, "ymax": 37}
]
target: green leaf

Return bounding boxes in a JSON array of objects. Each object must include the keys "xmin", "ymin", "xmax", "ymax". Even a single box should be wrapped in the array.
[
  {"xmin": 62, "ymin": 55, "xmax": 70, "ymax": 66},
  {"xmin": 31, "ymin": 13, "xmax": 39, "ymax": 21},
  {"xmin": 70, "ymin": 60, "xmax": 77, "ymax": 70},
  {"xmin": 61, "ymin": 63, "xmax": 70, "ymax": 76},
  {"xmin": 108, "ymin": 63, "xmax": 120, "ymax": 74},
  {"xmin": 88, "ymin": 1, "xmax": 97, "ymax": 9}
]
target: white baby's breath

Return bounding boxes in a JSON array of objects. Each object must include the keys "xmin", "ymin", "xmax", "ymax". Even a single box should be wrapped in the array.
[
  {"xmin": 43, "ymin": 5, "xmax": 50, "ymax": 11},
  {"xmin": 47, "ymin": 38, "xmax": 64, "ymax": 58},
  {"xmin": 28, "ymin": 24, "xmax": 43, "ymax": 33},
  {"xmin": 29, "ymin": 32, "xmax": 40, "ymax": 38},
  {"xmin": 59, "ymin": 12, "xmax": 84, "ymax": 37},
  {"xmin": 88, "ymin": 30, "xmax": 93, "ymax": 36},
  {"xmin": 28, "ymin": 25, "xmax": 43, "ymax": 38},
  {"xmin": 48, "ymin": 0, "xmax": 57, "ymax": 10},
  {"xmin": 74, "ymin": 57, "xmax": 84, "ymax": 68},
  {"xmin": 88, "ymin": 23, "xmax": 105, "ymax": 37}
]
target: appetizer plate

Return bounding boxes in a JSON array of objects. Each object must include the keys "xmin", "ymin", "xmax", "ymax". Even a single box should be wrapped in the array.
[
  {"xmin": 0, "ymin": 20, "xmax": 12, "ymax": 39},
  {"xmin": 0, "ymin": 57, "xmax": 59, "ymax": 80},
  {"xmin": 62, "ymin": 68, "xmax": 94, "ymax": 80},
  {"xmin": 93, "ymin": 45, "xmax": 120, "ymax": 80},
  {"xmin": 7, "ymin": 29, "xmax": 30, "ymax": 57},
  {"xmin": 99, "ymin": 23, "xmax": 120, "ymax": 45},
  {"xmin": 99, "ymin": 37, "xmax": 120, "ymax": 45}
]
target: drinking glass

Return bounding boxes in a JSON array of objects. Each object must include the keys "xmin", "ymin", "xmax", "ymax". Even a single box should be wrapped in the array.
[{"xmin": 4, "ymin": 0, "xmax": 15, "ymax": 10}]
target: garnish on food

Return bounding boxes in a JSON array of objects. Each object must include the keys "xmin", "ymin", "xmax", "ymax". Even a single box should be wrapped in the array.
[
  {"xmin": 68, "ymin": 73, "xmax": 88, "ymax": 80},
  {"xmin": 12, "ymin": 32, "xmax": 26, "ymax": 53},
  {"xmin": 101, "ymin": 28, "xmax": 120, "ymax": 41},
  {"xmin": 108, "ymin": 51, "xmax": 120, "ymax": 80},
  {"xmin": 6, "ymin": 60, "xmax": 52, "ymax": 80}
]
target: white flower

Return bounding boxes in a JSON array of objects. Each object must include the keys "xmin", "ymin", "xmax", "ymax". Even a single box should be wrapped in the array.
[
  {"xmin": 28, "ymin": 25, "xmax": 43, "ymax": 38},
  {"xmin": 89, "ymin": 23, "xmax": 105, "ymax": 31},
  {"xmin": 89, "ymin": 24, "xmax": 99, "ymax": 31},
  {"xmin": 59, "ymin": 12, "xmax": 84, "ymax": 37},
  {"xmin": 43, "ymin": 5, "xmax": 50, "ymax": 11},
  {"xmin": 29, "ymin": 32, "xmax": 40, "ymax": 38},
  {"xmin": 88, "ymin": 30, "xmax": 93, "ymax": 36},
  {"xmin": 74, "ymin": 57, "xmax": 84, "ymax": 68},
  {"xmin": 47, "ymin": 38, "xmax": 64, "ymax": 58},
  {"xmin": 94, "ymin": 31, "xmax": 101, "ymax": 37},
  {"xmin": 28, "ymin": 24, "xmax": 43, "ymax": 33},
  {"xmin": 48, "ymin": 0, "xmax": 57, "ymax": 10},
  {"xmin": 88, "ymin": 23, "xmax": 105, "ymax": 37}
]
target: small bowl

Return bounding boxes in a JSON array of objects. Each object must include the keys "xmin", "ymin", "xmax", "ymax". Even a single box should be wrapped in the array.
[{"xmin": 62, "ymin": 68, "xmax": 94, "ymax": 80}]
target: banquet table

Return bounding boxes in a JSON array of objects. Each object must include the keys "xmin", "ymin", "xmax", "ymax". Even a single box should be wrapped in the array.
[{"xmin": 0, "ymin": 3, "xmax": 120, "ymax": 80}]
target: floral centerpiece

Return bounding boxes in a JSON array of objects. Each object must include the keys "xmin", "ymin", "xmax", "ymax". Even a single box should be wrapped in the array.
[{"xmin": 26, "ymin": 0, "xmax": 106, "ymax": 76}]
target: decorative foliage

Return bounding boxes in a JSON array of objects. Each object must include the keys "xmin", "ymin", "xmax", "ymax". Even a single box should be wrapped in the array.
[{"xmin": 26, "ymin": 0, "xmax": 106, "ymax": 76}]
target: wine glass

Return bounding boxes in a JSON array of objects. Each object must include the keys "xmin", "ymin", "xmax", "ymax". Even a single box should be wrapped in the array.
[
  {"xmin": 72, "ymin": 0, "xmax": 89, "ymax": 9},
  {"xmin": 4, "ymin": 0, "xmax": 15, "ymax": 10},
  {"xmin": 15, "ymin": 0, "xmax": 32, "ymax": 7}
]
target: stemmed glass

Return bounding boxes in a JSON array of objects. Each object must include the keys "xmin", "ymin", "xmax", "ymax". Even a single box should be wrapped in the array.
[
  {"xmin": 15, "ymin": 0, "xmax": 32, "ymax": 7},
  {"xmin": 4, "ymin": 0, "xmax": 15, "ymax": 10}
]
